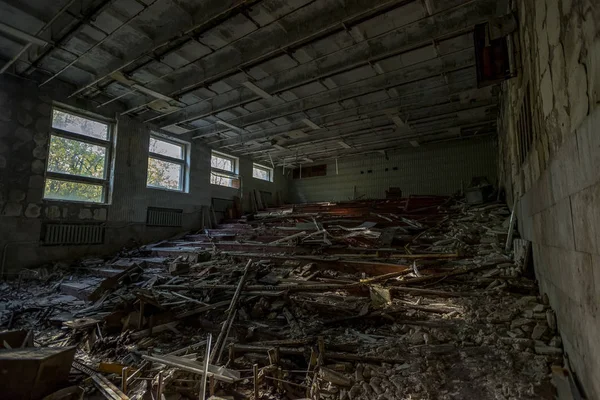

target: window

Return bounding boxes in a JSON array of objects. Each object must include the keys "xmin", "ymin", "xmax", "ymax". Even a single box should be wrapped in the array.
[
  {"xmin": 210, "ymin": 151, "xmax": 239, "ymax": 188},
  {"xmin": 147, "ymin": 135, "xmax": 188, "ymax": 191},
  {"xmin": 292, "ymin": 164, "xmax": 327, "ymax": 179},
  {"xmin": 44, "ymin": 107, "xmax": 113, "ymax": 203},
  {"xmin": 252, "ymin": 163, "xmax": 272, "ymax": 182}
]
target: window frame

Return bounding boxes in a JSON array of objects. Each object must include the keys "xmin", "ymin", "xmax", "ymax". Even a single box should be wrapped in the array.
[
  {"xmin": 44, "ymin": 106, "xmax": 114, "ymax": 204},
  {"xmin": 210, "ymin": 151, "xmax": 239, "ymax": 188},
  {"xmin": 252, "ymin": 163, "xmax": 273, "ymax": 182},
  {"xmin": 147, "ymin": 133, "xmax": 189, "ymax": 193}
]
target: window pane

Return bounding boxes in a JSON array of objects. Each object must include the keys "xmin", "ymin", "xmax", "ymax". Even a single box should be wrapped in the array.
[
  {"xmin": 147, "ymin": 157, "xmax": 182, "ymax": 190},
  {"xmin": 253, "ymin": 167, "xmax": 270, "ymax": 181},
  {"xmin": 210, "ymin": 172, "xmax": 239, "ymax": 188},
  {"xmin": 44, "ymin": 179, "xmax": 104, "ymax": 202},
  {"xmin": 211, "ymin": 154, "xmax": 234, "ymax": 172},
  {"xmin": 47, "ymin": 135, "xmax": 107, "ymax": 179},
  {"xmin": 52, "ymin": 109, "xmax": 109, "ymax": 140},
  {"xmin": 149, "ymin": 136, "xmax": 183, "ymax": 159}
]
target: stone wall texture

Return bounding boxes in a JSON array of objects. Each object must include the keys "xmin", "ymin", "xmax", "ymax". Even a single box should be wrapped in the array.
[
  {"xmin": 498, "ymin": 0, "xmax": 600, "ymax": 397},
  {"xmin": 0, "ymin": 74, "xmax": 287, "ymax": 276}
]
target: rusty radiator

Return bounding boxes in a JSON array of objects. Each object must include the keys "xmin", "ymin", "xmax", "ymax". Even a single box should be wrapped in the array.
[
  {"xmin": 146, "ymin": 207, "xmax": 183, "ymax": 227},
  {"xmin": 43, "ymin": 224, "xmax": 104, "ymax": 245}
]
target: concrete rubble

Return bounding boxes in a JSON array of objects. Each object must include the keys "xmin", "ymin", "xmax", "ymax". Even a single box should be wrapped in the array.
[{"xmin": 0, "ymin": 196, "xmax": 572, "ymax": 399}]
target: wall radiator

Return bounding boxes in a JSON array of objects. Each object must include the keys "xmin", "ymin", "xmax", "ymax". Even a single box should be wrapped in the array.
[
  {"xmin": 43, "ymin": 224, "xmax": 105, "ymax": 245},
  {"xmin": 146, "ymin": 207, "xmax": 183, "ymax": 227}
]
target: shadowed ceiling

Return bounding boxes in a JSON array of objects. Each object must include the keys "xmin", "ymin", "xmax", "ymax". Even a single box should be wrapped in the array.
[{"xmin": 0, "ymin": 0, "xmax": 502, "ymax": 166}]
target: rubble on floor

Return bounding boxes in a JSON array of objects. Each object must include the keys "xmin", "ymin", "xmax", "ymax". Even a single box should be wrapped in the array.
[{"xmin": 0, "ymin": 196, "xmax": 568, "ymax": 399}]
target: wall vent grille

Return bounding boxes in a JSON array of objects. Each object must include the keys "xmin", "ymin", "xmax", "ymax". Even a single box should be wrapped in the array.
[
  {"xmin": 43, "ymin": 224, "xmax": 104, "ymax": 245},
  {"xmin": 146, "ymin": 207, "xmax": 183, "ymax": 227}
]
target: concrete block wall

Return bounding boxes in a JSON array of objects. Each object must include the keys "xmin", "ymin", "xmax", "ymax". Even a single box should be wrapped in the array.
[
  {"xmin": 517, "ymin": 107, "xmax": 600, "ymax": 398},
  {"xmin": 498, "ymin": 0, "xmax": 599, "ymax": 397},
  {"xmin": 0, "ymin": 74, "xmax": 286, "ymax": 276},
  {"xmin": 289, "ymin": 136, "xmax": 497, "ymax": 203}
]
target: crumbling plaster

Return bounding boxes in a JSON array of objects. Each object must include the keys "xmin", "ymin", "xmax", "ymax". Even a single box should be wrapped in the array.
[{"xmin": 499, "ymin": 0, "xmax": 600, "ymax": 397}]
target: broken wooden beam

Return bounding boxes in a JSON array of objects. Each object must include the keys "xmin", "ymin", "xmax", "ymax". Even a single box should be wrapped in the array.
[
  {"xmin": 269, "ymin": 231, "xmax": 307, "ymax": 245},
  {"xmin": 230, "ymin": 344, "xmax": 404, "ymax": 364},
  {"xmin": 390, "ymin": 286, "xmax": 481, "ymax": 297},
  {"xmin": 141, "ymin": 354, "xmax": 239, "ymax": 384},
  {"xmin": 73, "ymin": 360, "xmax": 130, "ymax": 400},
  {"xmin": 210, "ymin": 260, "xmax": 252, "ymax": 363},
  {"xmin": 319, "ymin": 366, "xmax": 352, "ymax": 387},
  {"xmin": 131, "ymin": 321, "xmax": 179, "ymax": 340}
]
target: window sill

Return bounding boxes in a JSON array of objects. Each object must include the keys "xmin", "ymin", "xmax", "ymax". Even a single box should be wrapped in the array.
[
  {"xmin": 252, "ymin": 177, "xmax": 273, "ymax": 183},
  {"xmin": 43, "ymin": 198, "xmax": 109, "ymax": 206},
  {"xmin": 210, "ymin": 183, "xmax": 239, "ymax": 189},
  {"xmin": 147, "ymin": 185, "xmax": 187, "ymax": 194}
]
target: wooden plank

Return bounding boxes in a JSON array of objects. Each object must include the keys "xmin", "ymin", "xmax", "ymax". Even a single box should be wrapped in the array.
[
  {"xmin": 130, "ymin": 321, "xmax": 179, "ymax": 340},
  {"xmin": 141, "ymin": 354, "xmax": 239, "ymax": 383},
  {"xmin": 73, "ymin": 361, "xmax": 129, "ymax": 400}
]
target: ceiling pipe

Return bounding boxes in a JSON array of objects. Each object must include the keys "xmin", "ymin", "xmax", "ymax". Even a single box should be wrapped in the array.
[
  {"xmin": 0, "ymin": 22, "xmax": 49, "ymax": 46},
  {"xmin": 150, "ymin": 0, "xmax": 498, "ymax": 128},
  {"xmin": 0, "ymin": 0, "xmax": 76, "ymax": 75},
  {"xmin": 265, "ymin": 131, "xmax": 496, "ymax": 166},
  {"xmin": 22, "ymin": 0, "xmax": 116, "ymax": 76},
  {"xmin": 246, "ymin": 118, "xmax": 496, "ymax": 162},
  {"xmin": 277, "ymin": 119, "xmax": 497, "ymax": 155},
  {"xmin": 68, "ymin": 0, "xmax": 263, "ymax": 99},
  {"xmin": 39, "ymin": 0, "xmax": 159, "ymax": 87},
  {"xmin": 233, "ymin": 101, "xmax": 495, "ymax": 154},
  {"xmin": 173, "ymin": 51, "xmax": 477, "ymax": 140},
  {"xmin": 121, "ymin": 0, "xmax": 420, "ymax": 116},
  {"xmin": 209, "ymin": 79, "xmax": 493, "ymax": 146}
]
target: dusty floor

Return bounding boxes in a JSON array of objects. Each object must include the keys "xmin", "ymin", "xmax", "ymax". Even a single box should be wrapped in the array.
[{"xmin": 0, "ymin": 198, "xmax": 563, "ymax": 399}]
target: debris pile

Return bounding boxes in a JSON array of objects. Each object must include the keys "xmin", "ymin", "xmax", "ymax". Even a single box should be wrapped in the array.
[{"xmin": 0, "ymin": 196, "xmax": 566, "ymax": 399}]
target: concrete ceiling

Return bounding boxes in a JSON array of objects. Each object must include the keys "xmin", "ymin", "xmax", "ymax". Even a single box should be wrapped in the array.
[{"xmin": 0, "ymin": 0, "xmax": 502, "ymax": 166}]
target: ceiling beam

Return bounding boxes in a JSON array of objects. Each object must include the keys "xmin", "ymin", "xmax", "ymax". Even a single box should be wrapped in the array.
[
  {"xmin": 38, "ymin": 0, "xmax": 157, "ymax": 87},
  {"xmin": 22, "ymin": 0, "xmax": 117, "ymax": 75},
  {"xmin": 126, "ymin": 0, "xmax": 418, "ymax": 114},
  {"xmin": 72, "ymin": 0, "xmax": 405, "ymax": 101},
  {"xmin": 241, "ymin": 108, "xmax": 496, "ymax": 158},
  {"xmin": 276, "ymin": 131, "xmax": 497, "ymax": 165},
  {"xmin": 0, "ymin": 21, "xmax": 49, "ymax": 46},
  {"xmin": 151, "ymin": 0, "xmax": 498, "ymax": 128},
  {"xmin": 210, "ymin": 83, "xmax": 495, "ymax": 146},
  {"xmin": 257, "ymin": 122, "xmax": 496, "ymax": 163},
  {"xmin": 67, "ymin": 0, "xmax": 263, "ymax": 98},
  {"xmin": 189, "ymin": 53, "xmax": 476, "ymax": 141},
  {"xmin": 233, "ymin": 100, "xmax": 497, "ymax": 154}
]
